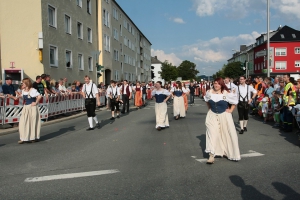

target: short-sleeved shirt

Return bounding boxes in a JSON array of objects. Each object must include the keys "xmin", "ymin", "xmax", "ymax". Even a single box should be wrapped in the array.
[
  {"xmin": 2, "ymin": 84, "xmax": 16, "ymax": 96},
  {"xmin": 41, "ymin": 80, "xmax": 47, "ymax": 88},
  {"xmin": 32, "ymin": 82, "xmax": 45, "ymax": 95},
  {"xmin": 237, "ymin": 84, "xmax": 257, "ymax": 102},
  {"xmin": 82, "ymin": 83, "xmax": 98, "ymax": 98},
  {"xmin": 46, "ymin": 81, "xmax": 52, "ymax": 92},
  {"xmin": 107, "ymin": 86, "xmax": 120, "ymax": 98}
]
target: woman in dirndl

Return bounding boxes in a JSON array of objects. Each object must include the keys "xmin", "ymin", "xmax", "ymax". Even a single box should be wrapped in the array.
[
  {"xmin": 18, "ymin": 78, "xmax": 42, "ymax": 144},
  {"xmin": 204, "ymin": 78, "xmax": 240, "ymax": 164},
  {"xmin": 171, "ymin": 81, "xmax": 187, "ymax": 120},
  {"xmin": 182, "ymin": 82, "xmax": 189, "ymax": 111},
  {"xmin": 133, "ymin": 81, "xmax": 143, "ymax": 108},
  {"xmin": 152, "ymin": 81, "xmax": 171, "ymax": 131}
]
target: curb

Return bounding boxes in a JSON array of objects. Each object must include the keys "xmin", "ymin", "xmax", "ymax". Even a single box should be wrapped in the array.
[{"xmin": 0, "ymin": 109, "xmax": 103, "ymax": 137}]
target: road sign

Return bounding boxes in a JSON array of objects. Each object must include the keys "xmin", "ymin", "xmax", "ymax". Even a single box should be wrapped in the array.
[{"xmin": 255, "ymin": 50, "xmax": 266, "ymax": 58}]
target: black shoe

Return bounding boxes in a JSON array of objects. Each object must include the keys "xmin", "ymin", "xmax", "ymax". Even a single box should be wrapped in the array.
[
  {"xmin": 157, "ymin": 127, "xmax": 161, "ymax": 131},
  {"xmin": 244, "ymin": 127, "xmax": 247, "ymax": 132},
  {"xmin": 110, "ymin": 117, "xmax": 115, "ymax": 120},
  {"xmin": 117, "ymin": 115, "xmax": 120, "ymax": 118},
  {"xmin": 96, "ymin": 123, "xmax": 101, "ymax": 129},
  {"xmin": 86, "ymin": 127, "xmax": 94, "ymax": 131},
  {"xmin": 121, "ymin": 111, "xmax": 125, "ymax": 114},
  {"xmin": 239, "ymin": 129, "xmax": 244, "ymax": 134}
]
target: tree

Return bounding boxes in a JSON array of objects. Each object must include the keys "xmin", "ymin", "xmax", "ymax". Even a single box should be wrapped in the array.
[
  {"xmin": 159, "ymin": 61, "xmax": 178, "ymax": 81},
  {"xmin": 223, "ymin": 62, "xmax": 244, "ymax": 79},
  {"xmin": 177, "ymin": 60, "xmax": 199, "ymax": 80}
]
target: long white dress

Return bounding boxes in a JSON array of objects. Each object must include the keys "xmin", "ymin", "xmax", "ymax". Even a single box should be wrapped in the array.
[
  {"xmin": 204, "ymin": 89, "xmax": 241, "ymax": 161},
  {"xmin": 171, "ymin": 87, "xmax": 187, "ymax": 117},
  {"xmin": 152, "ymin": 89, "xmax": 171, "ymax": 128}
]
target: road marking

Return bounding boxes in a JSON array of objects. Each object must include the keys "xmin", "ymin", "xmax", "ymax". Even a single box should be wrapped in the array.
[
  {"xmin": 24, "ymin": 169, "xmax": 120, "ymax": 183},
  {"xmin": 194, "ymin": 150, "xmax": 264, "ymax": 163}
]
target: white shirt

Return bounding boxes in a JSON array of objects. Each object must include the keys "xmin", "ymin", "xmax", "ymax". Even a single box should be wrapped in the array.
[
  {"xmin": 22, "ymin": 88, "xmax": 40, "ymax": 97},
  {"xmin": 151, "ymin": 89, "xmax": 171, "ymax": 96},
  {"xmin": 225, "ymin": 82, "xmax": 237, "ymax": 92},
  {"xmin": 107, "ymin": 86, "xmax": 120, "ymax": 98},
  {"xmin": 170, "ymin": 87, "xmax": 188, "ymax": 93},
  {"xmin": 237, "ymin": 84, "xmax": 257, "ymax": 102},
  {"xmin": 82, "ymin": 82, "xmax": 98, "ymax": 98},
  {"xmin": 59, "ymin": 84, "xmax": 67, "ymax": 92},
  {"xmin": 122, "ymin": 84, "xmax": 132, "ymax": 95}
]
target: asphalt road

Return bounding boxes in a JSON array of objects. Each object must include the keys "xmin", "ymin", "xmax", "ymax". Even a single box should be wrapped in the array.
[{"xmin": 0, "ymin": 98, "xmax": 300, "ymax": 200}]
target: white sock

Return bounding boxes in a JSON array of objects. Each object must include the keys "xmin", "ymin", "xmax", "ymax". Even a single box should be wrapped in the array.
[
  {"xmin": 243, "ymin": 120, "xmax": 248, "ymax": 128},
  {"xmin": 93, "ymin": 116, "xmax": 99, "ymax": 124},
  {"xmin": 112, "ymin": 114, "xmax": 115, "ymax": 117},
  {"xmin": 239, "ymin": 121, "xmax": 244, "ymax": 130},
  {"xmin": 88, "ymin": 117, "xmax": 93, "ymax": 128}
]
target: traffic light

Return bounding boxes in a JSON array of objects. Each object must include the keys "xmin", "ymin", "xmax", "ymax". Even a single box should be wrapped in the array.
[
  {"xmin": 96, "ymin": 63, "xmax": 104, "ymax": 78},
  {"xmin": 151, "ymin": 66, "xmax": 155, "ymax": 79}
]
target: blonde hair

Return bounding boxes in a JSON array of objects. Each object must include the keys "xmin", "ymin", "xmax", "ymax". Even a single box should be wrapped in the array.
[
  {"xmin": 22, "ymin": 78, "xmax": 32, "ymax": 89},
  {"xmin": 50, "ymin": 79, "xmax": 56, "ymax": 87}
]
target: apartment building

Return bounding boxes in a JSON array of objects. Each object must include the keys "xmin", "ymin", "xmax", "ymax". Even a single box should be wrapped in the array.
[
  {"xmin": 99, "ymin": 0, "xmax": 152, "ymax": 85},
  {"xmin": 0, "ymin": 0, "xmax": 98, "ymax": 86}
]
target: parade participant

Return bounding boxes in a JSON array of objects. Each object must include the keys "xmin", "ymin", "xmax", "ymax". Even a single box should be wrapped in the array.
[
  {"xmin": 171, "ymin": 81, "xmax": 187, "ymax": 120},
  {"xmin": 107, "ymin": 81, "xmax": 121, "ymax": 120},
  {"xmin": 142, "ymin": 82, "xmax": 147, "ymax": 106},
  {"xmin": 18, "ymin": 78, "xmax": 42, "ymax": 144},
  {"xmin": 224, "ymin": 77, "xmax": 237, "ymax": 92},
  {"xmin": 204, "ymin": 77, "xmax": 240, "ymax": 164},
  {"xmin": 182, "ymin": 82, "xmax": 189, "ymax": 111},
  {"xmin": 147, "ymin": 82, "xmax": 152, "ymax": 100},
  {"xmin": 281, "ymin": 74, "xmax": 296, "ymax": 132},
  {"xmin": 152, "ymin": 81, "xmax": 171, "ymax": 131},
  {"xmin": 237, "ymin": 76, "xmax": 257, "ymax": 134},
  {"xmin": 189, "ymin": 82, "xmax": 196, "ymax": 105},
  {"xmin": 133, "ymin": 81, "xmax": 143, "ymax": 108},
  {"xmin": 202, "ymin": 81, "xmax": 207, "ymax": 97},
  {"xmin": 121, "ymin": 80, "xmax": 132, "ymax": 114},
  {"xmin": 81, "ymin": 76, "xmax": 101, "ymax": 131}
]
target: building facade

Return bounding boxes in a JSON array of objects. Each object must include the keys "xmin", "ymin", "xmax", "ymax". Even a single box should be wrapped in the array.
[
  {"xmin": 0, "ymin": 0, "xmax": 151, "ymax": 86},
  {"xmin": 151, "ymin": 56, "xmax": 165, "ymax": 85}
]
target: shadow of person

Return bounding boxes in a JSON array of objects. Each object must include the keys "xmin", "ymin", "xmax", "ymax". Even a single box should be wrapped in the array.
[
  {"xmin": 40, "ymin": 126, "xmax": 76, "ymax": 141},
  {"xmin": 196, "ymin": 134, "xmax": 207, "ymax": 158},
  {"xmin": 272, "ymin": 182, "xmax": 300, "ymax": 200},
  {"xmin": 229, "ymin": 175, "xmax": 273, "ymax": 200},
  {"xmin": 0, "ymin": 144, "xmax": 5, "ymax": 147}
]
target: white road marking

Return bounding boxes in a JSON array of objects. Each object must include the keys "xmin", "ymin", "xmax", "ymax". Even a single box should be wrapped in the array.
[
  {"xmin": 194, "ymin": 150, "xmax": 264, "ymax": 163},
  {"xmin": 24, "ymin": 169, "xmax": 120, "ymax": 183}
]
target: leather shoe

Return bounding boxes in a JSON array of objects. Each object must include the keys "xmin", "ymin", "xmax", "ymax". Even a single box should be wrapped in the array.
[
  {"xmin": 244, "ymin": 127, "xmax": 247, "ymax": 132},
  {"xmin": 86, "ymin": 127, "xmax": 94, "ymax": 131},
  {"xmin": 206, "ymin": 153, "xmax": 214, "ymax": 164},
  {"xmin": 96, "ymin": 123, "xmax": 101, "ymax": 129},
  {"xmin": 239, "ymin": 129, "xmax": 244, "ymax": 134},
  {"xmin": 157, "ymin": 127, "xmax": 161, "ymax": 131}
]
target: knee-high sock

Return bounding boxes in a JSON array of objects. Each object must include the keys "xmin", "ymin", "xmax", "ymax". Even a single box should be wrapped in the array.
[
  {"xmin": 243, "ymin": 120, "xmax": 248, "ymax": 128},
  {"xmin": 88, "ymin": 117, "xmax": 93, "ymax": 128},
  {"xmin": 239, "ymin": 121, "xmax": 244, "ymax": 130},
  {"xmin": 93, "ymin": 116, "xmax": 99, "ymax": 124}
]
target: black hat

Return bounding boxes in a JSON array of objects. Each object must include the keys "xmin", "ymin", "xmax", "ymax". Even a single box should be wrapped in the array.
[{"xmin": 5, "ymin": 77, "xmax": 12, "ymax": 80}]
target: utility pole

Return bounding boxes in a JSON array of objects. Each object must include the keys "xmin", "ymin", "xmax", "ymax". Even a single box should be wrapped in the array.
[{"xmin": 267, "ymin": 0, "xmax": 270, "ymax": 77}]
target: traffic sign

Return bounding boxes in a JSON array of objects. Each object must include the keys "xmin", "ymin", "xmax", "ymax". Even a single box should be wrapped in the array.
[{"xmin": 255, "ymin": 50, "xmax": 266, "ymax": 58}]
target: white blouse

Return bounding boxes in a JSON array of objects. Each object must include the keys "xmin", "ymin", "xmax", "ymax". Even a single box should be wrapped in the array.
[
  {"xmin": 22, "ymin": 88, "xmax": 40, "ymax": 97},
  {"xmin": 204, "ymin": 90, "xmax": 238, "ymax": 105},
  {"xmin": 170, "ymin": 87, "xmax": 188, "ymax": 93},
  {"xmin": 151, "ymin": 89, "xmax": 171, "ymax": 96}
]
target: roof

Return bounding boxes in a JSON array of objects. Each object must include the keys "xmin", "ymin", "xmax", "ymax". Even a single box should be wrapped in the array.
[
  {"xmin": 113, "ymin": 0, "xmax": 152, "ymax": 45},
  {"xmin": 270, "ymin": 25, "xmax": 300, "ymax": 42},
  {"xmin": 151, "ymin": 56, "xmax": 162, "ymax": 64}
]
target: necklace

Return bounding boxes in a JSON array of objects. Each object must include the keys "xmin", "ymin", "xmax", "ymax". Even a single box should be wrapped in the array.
[{"xmin": 213, "ymin": 89, "xmax": 221, "ymax": 94}]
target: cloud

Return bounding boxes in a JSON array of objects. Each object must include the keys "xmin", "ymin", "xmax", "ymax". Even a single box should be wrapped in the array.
[
  {"xmin": 151, "ymin": 49, "xmax": 182, "ymax": 66},
  {"xmin": 192, "ymin": 0, "xmax": 300, "ymax": 20},
  {"xmin": 169, "ymin": 17, "xmax": 186, "ymax": 24}
]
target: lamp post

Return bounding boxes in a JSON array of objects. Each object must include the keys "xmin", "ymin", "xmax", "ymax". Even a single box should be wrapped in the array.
[{"xmin": 267, "ymin": 0, "xmax": 270, "ymax": 77}]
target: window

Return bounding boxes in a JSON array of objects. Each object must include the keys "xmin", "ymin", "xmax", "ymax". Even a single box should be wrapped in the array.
[
  {"xmin": 113, "ymin": 7, "xmax": 118, "ymax": 20},
  {"xmin": 292, "ymin": 34, "xmax": 296, "ymax": 39},
  {"xmin": 103, "ymin": 9, "xmax": 110, "ymax": 27},
  {"xmin": 113, "ymin": 29, "xmax": 119, "ymax": 40},
  {"xmin": 77, "ymin": 0, "xmax": 82, "ymax": 7},
  {"xmin": 255, "ymin": 64, "xmax": 257, "ymax": 70},
  {"xmin": 105, "ymin": 0, "xmax": 109, "ymax": 3},
  {"xmin": 88, "ymin": 57, "xmax": 93, "ymax": 71},
  {"xmin": 114, "ymin": 50, "xmax": 119, "ymax": 61},
  {"xmin": 87, "ymin": 28, "xmax": 92, "ymax": 43},
  {"xmin": 120, "ymin": 24, "xmax": 122, "ymax": 36},
  {"xmin": 275, "ymin": 61, "xmax": 287, "ymax": 70},
  {"xmin": 128, "ymin": 73, "xmax": 131, "ymax": 81},
  {"xmin": 104, "ymin": 34, "xmax": 110, "ymax": 52},
  {"xmin": 65, "ymin": 15, "xmax": 71, "ymax": 34},
  {"xmin": 275, "ymin": 48, "xmax": 287, "ymax": 56},
  {"xmin": 114, "ymin": 70, "xmax": 119, "ymax": 81},
  {"xmin": 66, "ymin": 50, "xmax": 72, "ymax": 68},
  {"xmin": 280, "ymin": 34, "xmax": 285, "ymax": 39},
  {"xmin": 295, "ymin": 61, "xmax": 300, "ymax": 67},
  {"xmin": 77, "ymin": 22, "xmax": 83, "ymax": 39},
  {"xmin": 48, "ymin": 5, "xmax": 56, "ymax": 27},
  {"xmin": 49, "ymin": 45, "xmax": 58, "ymax": 67},
  {"xmin": 87, "ymin": 0, "xmax": 91, "ymax": 14},
  {"xmin": 78, "ymin": 54, "xmax": 84, "ymax": 70},
  {"xmin": 295, "ymin": 48, "xmax": 300, "ymax": 54}
]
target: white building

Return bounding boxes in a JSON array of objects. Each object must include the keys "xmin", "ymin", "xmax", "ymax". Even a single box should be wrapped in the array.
[{"xmin": 151, "ymin": 56, "xmax": 165, "ymax": 85}]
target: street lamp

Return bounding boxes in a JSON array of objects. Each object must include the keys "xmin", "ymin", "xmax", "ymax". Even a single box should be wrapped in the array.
[{"xmin": 267, "ymin": 0, "xmax": 270, "ymax": 77}]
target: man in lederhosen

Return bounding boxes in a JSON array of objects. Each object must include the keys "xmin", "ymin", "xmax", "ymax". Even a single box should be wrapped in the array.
[
  {"xmin": 107, "ymin": 80, "xmax": 121, "ymax": 120},
  {"xmin": 237, "ymin": 76, "xmax": 257, "ymax": 134},
  {"xmin": 81, "ymin": 76, "xmax": 101, "ymax": 131},
  {"xmin": 121, "ymin": 80, "xmax": 132, "ymax": 114}
]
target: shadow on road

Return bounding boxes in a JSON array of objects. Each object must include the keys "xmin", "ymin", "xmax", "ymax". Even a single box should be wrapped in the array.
[
  {"xmin": 40, "ymin": 126, "xmax": 76, "ymax": 141},
  {"xmin": 229, "ymin": 175, "xmax": 273, "ymax": 200},
  {"xmin": 0, "ymin": 144, "xmax": 5, "ymax": 147},
  {"xmin": 272, "ymin": 182, "xmax": 300, "ymax": 200},
  {"xmin": 196, "ymin": 134, "xmax": 207, "ymax": 158}
]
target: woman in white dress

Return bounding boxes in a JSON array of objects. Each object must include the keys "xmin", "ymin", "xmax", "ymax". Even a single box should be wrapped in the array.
[
  {"xmin": 18, "ymin": 78, "xmax": 42, "ymax": 144},
  {"xmin": 204, "ymin": 78, "xmax": 240, "ymax": 164},
  {"xmin": 171, "ymin": 81, "xmax": 187, "ymax": 120},
  {"xmin": 152, "ymin": 81, "xmax": 171, "ymax": 131}
]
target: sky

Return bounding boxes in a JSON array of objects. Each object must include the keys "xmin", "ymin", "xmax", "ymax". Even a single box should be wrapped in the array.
[{"xmin": 116, "ymin": 0, "xmax": 300, "ymax": 76}]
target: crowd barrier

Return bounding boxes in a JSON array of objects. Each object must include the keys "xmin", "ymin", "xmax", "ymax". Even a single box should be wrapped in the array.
[{"xmin": 0, "ymin": 92, "xmax": 106, "ymax": 125}]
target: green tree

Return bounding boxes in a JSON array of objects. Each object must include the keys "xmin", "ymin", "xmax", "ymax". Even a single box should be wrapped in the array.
[
  {"xmin": 159, "ymin": 61, "xmax": 178, "ymax": 81},
  {"xmin": 177, "ymin": 60, "xmax": 199, "ymax": 80},
  {"xmin": 223, "ymin": 62, "xmax": 244, "ymax": 79}
]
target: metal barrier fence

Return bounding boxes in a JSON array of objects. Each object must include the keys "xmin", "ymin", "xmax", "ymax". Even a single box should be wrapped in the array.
[{"xmin": 0, "ymin": 92, "xmax": 106, "ymax": 125}]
